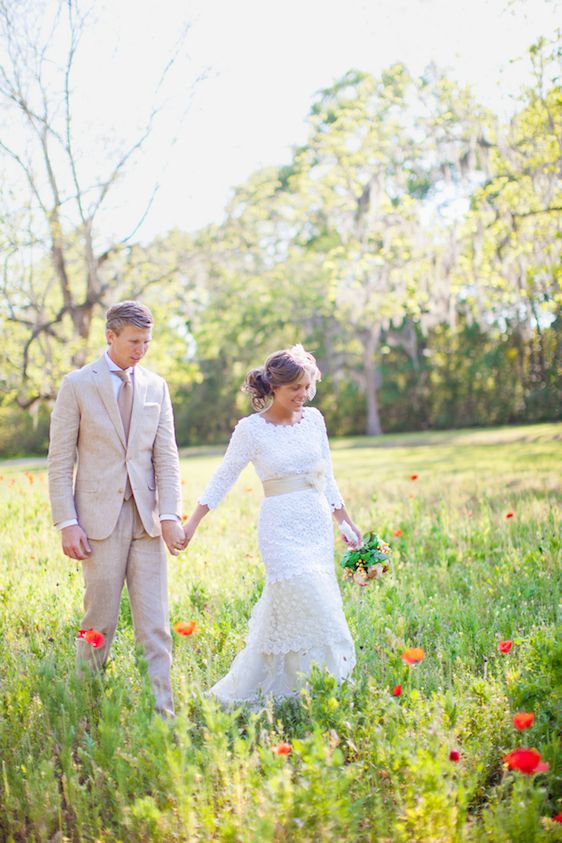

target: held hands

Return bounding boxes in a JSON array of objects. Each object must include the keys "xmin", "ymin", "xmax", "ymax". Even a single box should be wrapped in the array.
[
  {"xmin": 61, "ymin": 525, "xmax": 92, "ymax": 560},
  {"xmin": 178, "ymin": 504, "xmax": 209, "ymax": 551},
  {"xmin": 161, "ymin": 519, "xmax": 187, "ymax": 557}
]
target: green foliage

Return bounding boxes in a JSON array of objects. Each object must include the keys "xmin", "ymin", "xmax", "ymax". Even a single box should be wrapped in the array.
[
  {"xmin": 0, "ymin": 423, "xmax": 561, "ymax": 840},
  {"xmin": 2, "ymin": 37, "xmax": 561, "ymax": 448}
]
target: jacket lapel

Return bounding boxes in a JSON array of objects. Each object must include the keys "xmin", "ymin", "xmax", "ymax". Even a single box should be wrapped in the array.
[
  {"xmin": 127, "ymin": 364, "xmax": 148, "ymax": 451},
  {"xmin": 91, "ymin": 355, "xmax": 127, "ymax": 448}
]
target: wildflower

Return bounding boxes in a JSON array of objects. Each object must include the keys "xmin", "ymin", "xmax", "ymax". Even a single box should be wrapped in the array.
[
  {"xmin": 498, "ymin": 640, "xmax": 513, "ymax": 653},
  {"xmin": 174, "ymin": 621, "xmax": 197, "ymax": 636},
  {"xmin": 449, "ymin": 750, "xmax": 460, "ymax": 762},
  {"xmin": 181, "ymin": 514, "xmax": 188, "ymax": 522},
  {"xmin": 272, "ymin": 742, "xmax": 292, "ymax": 755},
  {"xmin": 393, "ymin": 529, "xmax": 403, "ymax": 537},
  {"xmin": 410, "ymin": 474, "xmax": 418, "ymax": 481},
  {"xmin": 505, "ymin": 512, "xmax": 514, "ymax": 519},
  {"xmin": 553, "ymin": 813, "xmax": 562, "ymax": 823},
  {"xmin": 401, "ymin": 647, "xmax": 425, "ymax": 665},
  {"xmin": 503, "ymin": 749, "xmax": 549, "ymax": 774},
  {"xmin": 392, "ymin": 684, "xmax": 402, "ymax": 697},
  {"xmin": 78, "ymin": 629, "xmax": 105, "ymax": 648},
  {"xmin": 513, "ymin": 712, "xmax": 535, "ymax": 730}
]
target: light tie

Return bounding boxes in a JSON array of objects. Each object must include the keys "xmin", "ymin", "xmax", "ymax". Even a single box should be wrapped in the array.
[{"xmin": 115, "ymin": 369, "xmax": 133, "ymax": 500}]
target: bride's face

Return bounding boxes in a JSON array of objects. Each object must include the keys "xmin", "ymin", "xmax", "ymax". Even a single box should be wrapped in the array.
[{"xmin": 272, "ymin": 372, "xmax": 312, "ymax": 414}]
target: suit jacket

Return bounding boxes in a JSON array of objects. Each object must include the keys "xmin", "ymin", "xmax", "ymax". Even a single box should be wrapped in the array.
[{"xmin": 48, "ymin": 355, "xmax": 182, "ymax": 540}]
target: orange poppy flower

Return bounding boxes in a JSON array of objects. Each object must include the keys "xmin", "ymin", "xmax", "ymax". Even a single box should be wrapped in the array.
[
  {"xmin": 401, "ymin": 647, "xmax": 425, "ymax": 665},
  {"xmin": 271, "ymin": 742, "xmax": 292, "ymax": 755},
  {"xmin": 513, "ymin": 712, "xmax": 535, "ymax": 730},
  {"xmin": 410, "ymin": 474, "xmax": 418, "ymax": 481},
  {"xmin": 174, "ymin": 621, "xmax": 197, "ymax": 636},
  {"xmin": 503, "ymin": 748, "xmax": 549, "ymax": 774},
  {"xmin": 78, "ymin": 629, "xmax": 105, "ymax": 649},
  {"xmin": 393, "ymin": 529, "xmax": 403, "ymax": 537},
  {"xmin": 498, "ymin": 640, "xmax": 513, "ymax": 653},
  {"xmin": 392, "ymin": 684, "xmax": 402, "ymax": 697}
]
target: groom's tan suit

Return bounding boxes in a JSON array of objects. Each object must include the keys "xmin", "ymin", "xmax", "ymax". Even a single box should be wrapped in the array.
[{"xmin": 48, "ymin": 354, "xmax": 182, "ymax": 716}]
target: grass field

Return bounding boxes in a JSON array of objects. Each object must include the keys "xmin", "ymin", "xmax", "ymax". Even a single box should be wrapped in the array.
[{"xmin": 1, "ymin": 422, "xmax": 561, "ymax": 842}]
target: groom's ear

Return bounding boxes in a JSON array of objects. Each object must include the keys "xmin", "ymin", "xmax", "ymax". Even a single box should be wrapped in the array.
[{"xmin": 106, "ymin": 328, "xmax": 115, "ymax": 345}]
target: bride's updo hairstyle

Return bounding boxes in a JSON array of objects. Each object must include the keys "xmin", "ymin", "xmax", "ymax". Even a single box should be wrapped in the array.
[{"xmin": 243, "ymin": 344, "xmax": 321, "ymax": 410}]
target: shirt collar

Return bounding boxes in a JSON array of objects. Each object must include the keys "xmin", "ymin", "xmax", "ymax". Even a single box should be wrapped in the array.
[{"xmin": 104, "ymin": 350, "xmax": 134, "ymax": 376}]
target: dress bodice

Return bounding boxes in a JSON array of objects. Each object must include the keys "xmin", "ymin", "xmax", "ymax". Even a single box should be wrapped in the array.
[{"xmin": 198, "ymin": 407, "xmax": 344, "ymax": 511}]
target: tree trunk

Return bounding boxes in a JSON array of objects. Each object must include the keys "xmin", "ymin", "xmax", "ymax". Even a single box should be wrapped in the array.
[{"xmin": 362, "ymin": 325, "xmax": 383, "ymax": 435}]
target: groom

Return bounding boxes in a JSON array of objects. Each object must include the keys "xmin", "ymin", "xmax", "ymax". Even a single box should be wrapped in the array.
[{"xmin": 47, "ymin": 300, "xmax": 185, "ymax": 718}]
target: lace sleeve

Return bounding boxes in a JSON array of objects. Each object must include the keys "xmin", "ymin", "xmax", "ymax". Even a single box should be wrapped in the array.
[
  {"xmin": 198, "ymin": 417, "xmax": 254, "ymax": 510},
  {"xmin": 314, "ymin": 409, "xmax": 344, "ymax": 511}
]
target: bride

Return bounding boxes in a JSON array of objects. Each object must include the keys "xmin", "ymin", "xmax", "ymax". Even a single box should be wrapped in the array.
[{"xmin": 182, "ymin": 345, "xmax": 362, "ymax": 707}]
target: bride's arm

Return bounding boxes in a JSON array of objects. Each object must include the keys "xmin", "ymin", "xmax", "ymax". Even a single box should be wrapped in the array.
[
  {"xmin": 182, "ymin": 417, "xmax": 254, "ymax": 547},
  {"xmin": 182, "ymin": 502, "xmax": 209, "ymax": 546},
  {"xmin": 315, "ymin": 409, "xmax": 362, "ymax": 547}
]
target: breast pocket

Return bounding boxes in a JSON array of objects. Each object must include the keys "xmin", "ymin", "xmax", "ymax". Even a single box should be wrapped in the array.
[{"xmin": 142, "ymin": 403, "xmax": 161, "ymax": 432}]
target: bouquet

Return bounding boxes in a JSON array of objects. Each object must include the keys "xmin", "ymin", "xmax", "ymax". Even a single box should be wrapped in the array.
[{"xmin": 340, "ymin": 522, "xmax": 392, "ymax": 586}]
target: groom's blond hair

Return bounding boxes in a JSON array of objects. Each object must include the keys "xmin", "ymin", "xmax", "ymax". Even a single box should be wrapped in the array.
[{"xmin": 105, "ymin": 301, "xmax": 153, "ymax": 334}]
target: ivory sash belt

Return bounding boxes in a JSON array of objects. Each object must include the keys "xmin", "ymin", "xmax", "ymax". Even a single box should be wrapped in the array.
[{"xmin": 262, "ymin": 465, "xmax": 325, "ymax": 497}]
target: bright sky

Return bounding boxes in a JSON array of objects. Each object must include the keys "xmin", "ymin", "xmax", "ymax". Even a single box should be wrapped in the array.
[{"xmin": 15, "ymin": 0, "xmax": 562, "ymax": 243}]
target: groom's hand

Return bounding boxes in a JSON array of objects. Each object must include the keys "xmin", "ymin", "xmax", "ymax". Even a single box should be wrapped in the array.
[
  {"xmin": 161, "ymin": 520, "xmax": 186, "ymax": 556},
  {"xmin": 61, "ymin": 525, "xmax": 92, "ymax": 560}
]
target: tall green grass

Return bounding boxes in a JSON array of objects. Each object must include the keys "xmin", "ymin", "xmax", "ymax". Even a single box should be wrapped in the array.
[{"xmin": 1, "ymin": 423, "xmax": 561, "ymax": 841}]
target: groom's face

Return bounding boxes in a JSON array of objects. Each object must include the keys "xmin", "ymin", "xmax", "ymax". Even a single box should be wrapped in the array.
[{"xmin": 106, "ymin": 324, "xmax": 153, "ymax": 370}]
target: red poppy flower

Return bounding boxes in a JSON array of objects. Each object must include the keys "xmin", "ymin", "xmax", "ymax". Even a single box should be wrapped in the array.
[
  {"xmin": 513, "ymin": 712, "xmax": 535, "ymax": 730},
  {"xmin": 392, "ymin": 684, "xmax": 402, "ymax": 697},
  {"xmin": 498, "ymin": 640, "xmax": 513, "ymax": 653},
  {"xmin": 505, "ymin": 511, "xmax": 514, "ymax": 519},
  {"xmin": 393, "ymin": 529, "xmax": 403, "ymax": 537},
  {"xmin": 78, "ymin": 628, "xmax": 105, "ymax": 649},
  {"xmin": 503, "ymin": 749, "xmax": 549, "ymax": 775},
  {"xmin": 174, "ymin": 621, "xmax": 196, "ymax": 636},
  {"xmin": 410, "ymin": 474, "xmax": 418, "ymax": 481},
  {"xmin": 271, "ymin": 742, "xmax": 292, "ymax": 755},
  {"xmin": 553, "ymin": 813, "xmax": 562, "ymax": 823},
  {"xmin": 449, "ymin": 750, "xmax": 460, "ymax": 762},
  {"xmin": 401, "ymin": 647, "xmax": 425, "ymax": 665}
]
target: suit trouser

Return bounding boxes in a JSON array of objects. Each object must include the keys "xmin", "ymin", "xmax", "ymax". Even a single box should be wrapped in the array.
[{"xmin": 77, "ymin": 497, "xmax": 174, "ymax": 717}]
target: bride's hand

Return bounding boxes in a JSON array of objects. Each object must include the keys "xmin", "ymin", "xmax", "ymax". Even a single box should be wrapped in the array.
[{"xmin": 340, "ymin": 521, "xmax": 363, "ymax": 548}]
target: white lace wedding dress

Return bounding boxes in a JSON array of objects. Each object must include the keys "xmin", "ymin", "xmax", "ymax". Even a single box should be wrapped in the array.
[{"xmin": 199, "ymin": 406, "xmax": 356, "ymax": 707}]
